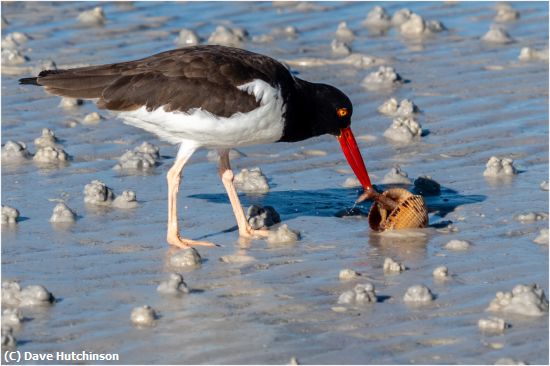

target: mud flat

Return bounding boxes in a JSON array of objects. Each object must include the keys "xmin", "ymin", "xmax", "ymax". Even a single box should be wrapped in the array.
[
  {"xmin": 486, "ymin": 284, "xmax": 548, "ymax": 316},
  {"xmin": 2, "ymin": 31, "xmax": 30, "ymax": 49},
  {"xmin": 169, "ymin": 248, "xmax": 202, "ymax": 269},
  {"xmin": 338, "ymin": 283, "xmax": 377, "ymax": 305},
  {"xmin": 335, "ymin": 22, "xmax": 354, "ymax": 41},
  {"xmin": 112, "ymin": 190, "xmax": 138, "ymax": 208},
  {"xmin": 220, "ymin": 254, "xmax": 255, "ymax": 264},
  {"xmin": 83, "ymin": 112, "xmax": 103, "ymax": 124},
  {"xmin": 83, "ymin": 180, "xmax": 115, "ymax": 206},
  {"xmin": 378, "ymin": 98, "xmax": 418, "ymax": 117},
  {"xmin": 77, "ymin": 6, "xmax": 105, "ymax": 26},
  {"xmin": 2, "ymin": 281, "xmax": 54, "ymax": 308},
  {"xmin": 519, "ymin": 47, "xmax": 549, "ymax": 62},
  {"xmin": 362, "ymin": 66, "xmax": 403, "ymax": 90},
  {"xmin": 433, "ymin": 265, "xmax": 449, "ymax": 280},
  {"xmin": 383, "ymin": 257, "xmax": 405, "ymax": 273},
  {"xmin": 2, "ymin": 308, "xmax": 23, "ymax": 327},
  {"xmin": 444, "ymin": 239, "xmax": 471, "ymax": 251},
  {"xmin": 285, "ymin": 53, "xmax": 385, "ymax": 69},
  {"xmin": 1, "ymin": 1, "xmax": 548, "ymax": 364},
  {"xmin": 494, "ymin": 4, "xmax": 520, "ymax": 23},
  {"xmin": 339, "ymin": 269, "xmax": 360, "ymax": 281},
  {"xmin": 341, "ymin": 176, "xmax": 361, "ymax": 188},
  {"xmin": 482, "ymin": 25, "xmax": 514, "ymax": 44},
  {"xmin": 533, "ymin": 229, "xmax": 549, "ymax": 245},
  {"xmin": 175, "ymin": 29, "xmax": 199, "ymax": 46},
  {"xmin": 83, "ymin": 180, "xmax": 137, "ymax": 208},
  {"xmin": 157, "ymin": 273, "xmax": 189, "ymax": 295},
  {"xmin": 113, "ymin": 142, "xmax": 160, "ymax": 171},
  {"xmin": 1, "ymin": 327, "xmax": 16, "ymax": 348},
  {"xmin": 206, "ymin": 149, "xmax": 245, "ymax": 162},
  {"xmin": 1, "ymin": 48, "xmax": 28, "ymax": 66},
  {"xmin": 33, "ymin": 145, "xmax": 68, "ymax": 164},
  {"xmin": 362, "ymin": 6, "xmax": 391, "ymax": 29},
  {"xmin": 234, "ymin": 167, "xmax": 270, "ymax": 194},
  {"xmin": 331, "ymin": 39, "xmax": 351, "ymax": 56},
  {"xmin": 1, "ymin": 141, "xmax": 30, "ymax": 163},
  {"xmin": 483, "ymin": 156, "xmax": 517, "ymax": 177},
  {"xmin": 399, "ymin": 13, "xmax": 445, "ymax": 38},
  {"xmin": 403, "ymin": 285, "xmax": 434, "ymax": 304},
  {"xmin": 253, "ymin": 26, "xmax": 298, "ymax": 43},
  {"xmin": 49, "ymin": 202, "xmax": 76, "ymax": 223},
  {"xmin": 383, "ymin": 117, "xmax": 422, "ymax": 143},
  {"xmin": 266, "ymin": 224, "xmax": 300, "ymax": 244},
  {"xmin": 382, "ymin": 167, "xmax": 411, "ymax": 184},
  {"xmin": 1, "ymin": 205, "xmax": 20, "ymax": 224},
  {"xmin": 208, "ymin": 25, "xmax": 248, "ymax": 47},
  {"xmin": 478, "ymin": 316, "xmax": 508, "ymax": 333},
  {"xmin": 514, "ymin": 212, "xmax": 548, "ymax": 222},
  {"xmin": 494, "ymin": 358, "xmax": 527, "ymax": 365},
  {"xmin": 58, "ymin": 97, "xmax": 83, "ymax": 109},
  {"xmin": 131, "ymin": 305, "xmax": 157, "ymax": 327},
  {"xmin": 33, "ymin": 128, "xmax": 58, "ymax": 148}
]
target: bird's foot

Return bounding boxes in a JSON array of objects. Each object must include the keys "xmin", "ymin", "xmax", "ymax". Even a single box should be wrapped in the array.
[
  {"xmin": 167, "ymin": 234, "xmax": 218, "ymax": 249},
  {"xmin": 239, "ymin": 226, "xmax": 270, "ymax": 239}
]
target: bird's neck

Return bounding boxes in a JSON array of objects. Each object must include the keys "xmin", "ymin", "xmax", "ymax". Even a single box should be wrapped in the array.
[{"xmin": 278, "ymin": 78, "xmax": 325, "ymax": 143}]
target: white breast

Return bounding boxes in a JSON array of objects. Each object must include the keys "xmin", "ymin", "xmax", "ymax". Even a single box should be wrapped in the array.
[{"xmin": 116, "ymin": 79, "xmax": 286, "ymax": 149}]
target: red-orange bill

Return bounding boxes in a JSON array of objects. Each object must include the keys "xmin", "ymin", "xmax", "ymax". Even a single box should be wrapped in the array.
[{"xmin": 338, "ymin": 127, "xmax": 373, "ymax": 192}]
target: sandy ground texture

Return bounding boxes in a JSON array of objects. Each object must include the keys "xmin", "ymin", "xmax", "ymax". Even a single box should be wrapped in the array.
[{"xmin": 1, "ymin": 1, "xmax": 548, "ymax": 365}]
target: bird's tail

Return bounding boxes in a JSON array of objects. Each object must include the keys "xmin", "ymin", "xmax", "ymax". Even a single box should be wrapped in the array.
[
  {"xmin": 19, "ymin": 76, "xmax": 39, "ymax": 85},
  {"xmin": 19, "ymin": 70, "xmax": 63, "ymax": 86},
  {"xmin": 18, "ymin": 68, "xmax": 116, "ymax": 99}
]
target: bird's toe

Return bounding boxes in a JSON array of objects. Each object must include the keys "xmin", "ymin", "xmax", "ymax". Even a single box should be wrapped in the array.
[
  {"xmin": 167, "ymin": 234, "xmax": 218, "ymax": 248},
  {"xmin": 239, "ymin": 226, "xmax": 270, "ymax": 239}
]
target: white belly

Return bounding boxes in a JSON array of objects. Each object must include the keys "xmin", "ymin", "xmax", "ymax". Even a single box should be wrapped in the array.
[{"xmin": 116, "ymin": 79, "xmax": 286, "ymax": 149}]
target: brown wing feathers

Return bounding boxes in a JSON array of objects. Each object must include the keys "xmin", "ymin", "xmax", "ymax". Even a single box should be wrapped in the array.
[{"xmin": 18, "ymin": 46, "xmax": 291, "ymax": 117}]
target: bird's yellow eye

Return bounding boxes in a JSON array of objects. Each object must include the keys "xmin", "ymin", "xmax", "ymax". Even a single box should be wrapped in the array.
[{"xmin": 337, "ymin": 108, "xmax": 348, "ymax": 118}]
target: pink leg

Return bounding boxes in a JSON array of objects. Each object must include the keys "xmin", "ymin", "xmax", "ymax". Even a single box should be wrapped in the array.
[
  {"xmin": 166, "ymin": 143, "xmax": 216, "ymax": 248},
  {"xmin": 218, "ymin": 150, "xmax": 270, "ymax": 239}
]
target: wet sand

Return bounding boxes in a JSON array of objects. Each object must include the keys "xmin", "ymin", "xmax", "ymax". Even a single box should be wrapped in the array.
[{"xmin": 1, "ymin": 1, "xmax": 548, "ymax": 364}]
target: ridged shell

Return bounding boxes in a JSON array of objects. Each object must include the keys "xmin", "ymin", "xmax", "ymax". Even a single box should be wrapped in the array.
[{"xmin": 368, "ymin": 188, "xmax": 428, "ymax": 231}]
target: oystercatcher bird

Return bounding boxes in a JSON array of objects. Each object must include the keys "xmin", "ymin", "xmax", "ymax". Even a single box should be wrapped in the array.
[{"xmin": 19, "ymin": 45, "xmax": 374, "ymax": 248}]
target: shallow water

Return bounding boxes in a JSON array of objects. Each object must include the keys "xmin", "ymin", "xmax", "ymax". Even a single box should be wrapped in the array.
[{"xmin": 1, "ymin": 1, "xmax": 548, "ymax": 364}]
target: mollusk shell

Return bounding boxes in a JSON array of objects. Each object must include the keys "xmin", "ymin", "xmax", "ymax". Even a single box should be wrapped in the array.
[{"xmin": 368, "ymin": 188, "xmax": 428, "ymax": 231}]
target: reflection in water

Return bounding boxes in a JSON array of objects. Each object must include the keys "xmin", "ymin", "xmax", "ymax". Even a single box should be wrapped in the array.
[
  {"xmin": 191, "ymin": 184, "xmax": 485, "ymax": 222},
  {"xmin": 84, "ymin": 203, "xmax": 114, "ymax": 216},
  {"xmin": 1, "ymin": 222, "xmax": 20, "ymax": 236},
  {"xmin": 34, "ymin": 160, "xmax": 71, "ymax": 175},
  {"xmin": 51, "ymin": 221, "xmax": 76, "ymax": 232},
  {"xmin": 484, "ymin": 175, "xmax": 515, "ymax": 187},
  {"xmin": 365, "ymin": 25, "xmax": 391, "ymax": 37},
  {"xmin": 237, "ymin": 236, "xmax": 253, "ymax": 249},
  {"xmin": 368, "ymin": 229, "xmax": 430, "ymax": 262},
  {"xmin": 266, "ymin": 239, "xmax": 298, "ymax": 250}
]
